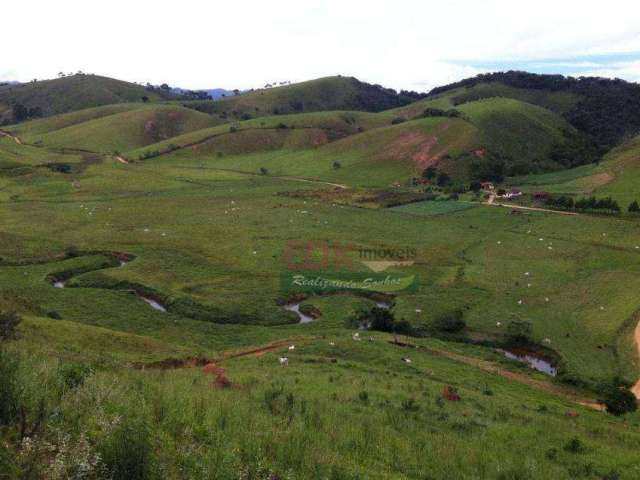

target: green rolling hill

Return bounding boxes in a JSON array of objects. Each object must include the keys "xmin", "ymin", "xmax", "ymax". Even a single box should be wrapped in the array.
[
  {"xmin": 0, "ymin": 74, "xmax": 181, "ymax": 125},
  {"xmin": 12, "ymin": 104, "xmax": 225, "ymax": 154},
  {"xmin": 178, "ymin": 76, "xmax": 417, "ymax": 120}
]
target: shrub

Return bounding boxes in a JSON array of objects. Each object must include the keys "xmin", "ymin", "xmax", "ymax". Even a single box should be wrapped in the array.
[
  {"xmin": 599, "ymin": 383, "xmax": 638, "ymax": 416},
  {"xmin": 436, "ymin": 172, "xmax": 451, "ymax": 187},
  {"xmin": 259, "ymin": 167, "xmax": 269, "ymax": 175},
  {"xmin": 58, "ymin": 363, "xmax": 93, "ymax": 391},
  {"xmin": 432, "ymin": 310, "xmax": 466, "ymax": 333},
  {"xmin": 358, "ymin": 391, "xmax": 369, "ymax": 404},
  {"xmin": 506, "ymin": 320, "xmax": 532, "ymax": 344},
  {"xmin": 391, "ymin": 117, "xmax": 406, "ymax": 125},
  {"xmin": 422, "ymin": 167, "xmax": 437, "ymax": 180},
  {"xmin": 563, "ymin": 437, "xmax": 585, "ymax": 454},
  {"xmin": 628, "ymin": 200, "xmax": 640, "ymax": 213},
  {"xmin": 333, "ymin": 161, "xmax": 342, "ymax": 169},
  {"xmin": 47, "ymin": 311, "xmax": 62, "ymax": 320},
  {"xmin": 65, "ymin": 245, "xmax": 80, "ymax": 258},
  {"xmin": 0, "ymin": 311, "xmax": 21, "ymax": 341},
  {"xmin": 401, "ymin": 398, "xmax": 419, "ymax": 412},
  {"xmin": 350, "ymin": 307, "xmax": 397, "ymax": 332},
  {"xmin": 99, "ymin": 417, "xmax": 156, "ymax": 480}
]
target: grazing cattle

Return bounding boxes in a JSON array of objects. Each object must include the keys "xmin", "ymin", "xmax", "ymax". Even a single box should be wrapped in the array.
[
  {"xmin": 402, "ymin": 357, "xmax": 412, "ymax": 364},
  {"xmin": 279, "ymin": 357, "xmax": 289, "ymax": 365},
  {"xmin": 288, "ymin": 345, "xmax": 295, "ymax": 351}
]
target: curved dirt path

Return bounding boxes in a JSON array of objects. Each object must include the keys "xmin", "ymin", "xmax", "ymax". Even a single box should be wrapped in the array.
[
  {"xmin": 485, "ymin": 193, "xmax": 578, "ymax": 216},
  {"xmin": 632, "ymin": 321, "xmax": 640, "ymax": 399},
  {"xmin": 0, "ymin": 130, "xmax": 23, "ymax": 145},
  {"xmin": 174, "ymin": 165, "xmax": 348, "ymax": 189}
]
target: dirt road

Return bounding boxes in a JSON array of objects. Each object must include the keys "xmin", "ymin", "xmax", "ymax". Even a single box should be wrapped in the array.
[
  {"xmin": 485, "ymin": 193, "xmax": 578, "ymax": 216},
  {"xmin": 632, "ymin": 321, "xmax": 640, "ymax": 399},
  {"xmin": 0, "ymin": 130, "xmax": 22, "ymax": 145}
]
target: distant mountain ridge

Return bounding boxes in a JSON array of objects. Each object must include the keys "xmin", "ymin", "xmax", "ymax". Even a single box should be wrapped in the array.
[{"xmin": 171, "ymin": 87, "xmax": 237, "ymax": 99}]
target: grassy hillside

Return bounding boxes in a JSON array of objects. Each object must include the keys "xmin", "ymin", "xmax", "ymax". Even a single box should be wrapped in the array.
[
  {"xmin": 457, "ymin": 98, "xmax": 581, "ymax": 172},
  {"xmin": 179, "ymin": 76, "xmax": 415, "ymax": 120},
  {"xmin": 511, "ymin": 134, "xmax": 640, "ymax": 207},
  {"xmin": 2, "ymin": 322, "xmax": 639, "ymax": 479},
  {"xmin": 426, "ymin": 71, "xmax": 640, "ymax": 151},
  {"xmin": 128, "ymin": 100, "xmax": 599, "ymax": 185},
  {"xmin": 127, "ymin": 110, "xmax": 395, "ymax": 158},
  {"xmin": 2, "ymin": 86, "xmax": 640, "ymax": 477},
  {"xmin": 0, "ymin": 74, "xmax": 180, "ymax": 124},
  {"xmin": 5, "ymin": 103, "xmax": 144, "ymax": 138},
  {"xmin": 15, "ymin": 104, "xmax": 225, "ymax": 154}
]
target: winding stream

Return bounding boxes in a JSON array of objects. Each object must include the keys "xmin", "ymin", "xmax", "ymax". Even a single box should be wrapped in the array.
[
  {"xmin": 49, "ymin": 255, "xmax": 168, "ymax": 313},
  {"xmin": 284, "ymin": 303, "xmax": 315, "ymax": 323}
]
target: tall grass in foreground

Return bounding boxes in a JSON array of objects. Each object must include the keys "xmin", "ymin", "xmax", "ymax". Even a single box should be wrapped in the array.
[{"xmin": 1, "ymin": 340, "xmax": 639, "ymax": 479}]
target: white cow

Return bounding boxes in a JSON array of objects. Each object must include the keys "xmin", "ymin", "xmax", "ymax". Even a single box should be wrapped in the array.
[{"xmin": 279, "ymin": 357, "xmax": 289, "ymax": 365}]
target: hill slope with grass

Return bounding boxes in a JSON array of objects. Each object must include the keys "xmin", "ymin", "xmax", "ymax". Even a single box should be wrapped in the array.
[
  {"xmin": 179, "ymin": 76, "xmax": 417, "ymax": 120},
  {"xmin": 0, "ymin": 74, "xmax": 181, "ymax": 125},
  {"xmin": 2, "ymin": 69, "xmax": 640, "ymax": 477},
  {"xmin": 418, "ymin": 71, "xmax": 640, "ymax": 152},
  {"xmin": 15, "ymin": 104, "xmax": 225, "ymax": 154},
  {"xmin": 127, "ymin": 100, "xmax": 595, "ymax": 185}
]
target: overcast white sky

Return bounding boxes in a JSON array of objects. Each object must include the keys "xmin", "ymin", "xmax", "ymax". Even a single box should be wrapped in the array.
[{"xmin": 3, "ymin": 0, "xmax": 640, "ymax": 92}]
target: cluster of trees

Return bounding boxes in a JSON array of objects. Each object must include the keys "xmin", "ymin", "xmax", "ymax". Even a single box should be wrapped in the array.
[
  {"xmin": 466, "ymin": 150, "xmax": 508, "ymax": 182},
  {"xmin": 11, "ymin": 103, "xmax": 42, "ymax": 123},
  {"xmin": 421, "ymin": 167, "xmax": 451, "ymax": 187},
  {"xmin": 399, "ymin": 89, "xmax": 428, "ymax": 100},
  {"xmin": 349, "ymin": 307, "xmax": 412, "ymax": 335},
  {"xmin": 429, "ymin": 70, "xmax": 640, "ymax": 151},
  {"xmin": 420, "ymin": 108, "xmax": 465, "ymax": 119},
  {"xmin": 348, "ymin": 77, "xmax": 415, "ymax": 112},
  {"xmin": 545, "ymin": 195, "xmax": 621, "ymax": 214}
]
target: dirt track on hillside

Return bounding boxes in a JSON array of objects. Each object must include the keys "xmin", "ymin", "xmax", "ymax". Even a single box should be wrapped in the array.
[
  {"xmin": 174, "ymin": 165, "xmax": 348, "ymax": 189},
  {"xmin": 389, "ymin": 340, "xmax": 605, "ymax": 411},
  {"xmin": 485, "ymin": 193, "xmax": 578, "ymax": 216},
  {"xmin": 632, "ymin": 321, "xmax": 640, "ymax": 399},
  {"xmin": 0, "ymin": 130, "xmax": 22, "ymax": 145}
]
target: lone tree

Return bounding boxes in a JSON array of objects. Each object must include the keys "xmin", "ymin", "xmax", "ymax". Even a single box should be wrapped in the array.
[
  {"xmin": 333, "ymin": 161, "xmax": 342, "ymax": 169},
  {"xmin": 0, "ymin": 311, "xmax": 21, "ymax": 342},
  {"xmin": 628, "ymin": 200, "xmax": 640, "ymax": 213},
  {"xmin": 259, "ymin": 167, "xmax": 269, "ymax": 175},
  {"xmin": 506, "ymin": 320, "xmax": 532, "ymax": 344}
]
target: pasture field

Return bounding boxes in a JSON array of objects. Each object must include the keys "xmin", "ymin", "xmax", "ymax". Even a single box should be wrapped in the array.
[
  {"xmin": 2, "ymin": 141, "xmax": 640, "ymax": 384},
  {"xmin": 2, "ymin": 89, "xmax": 640, "ymax": 479}
]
